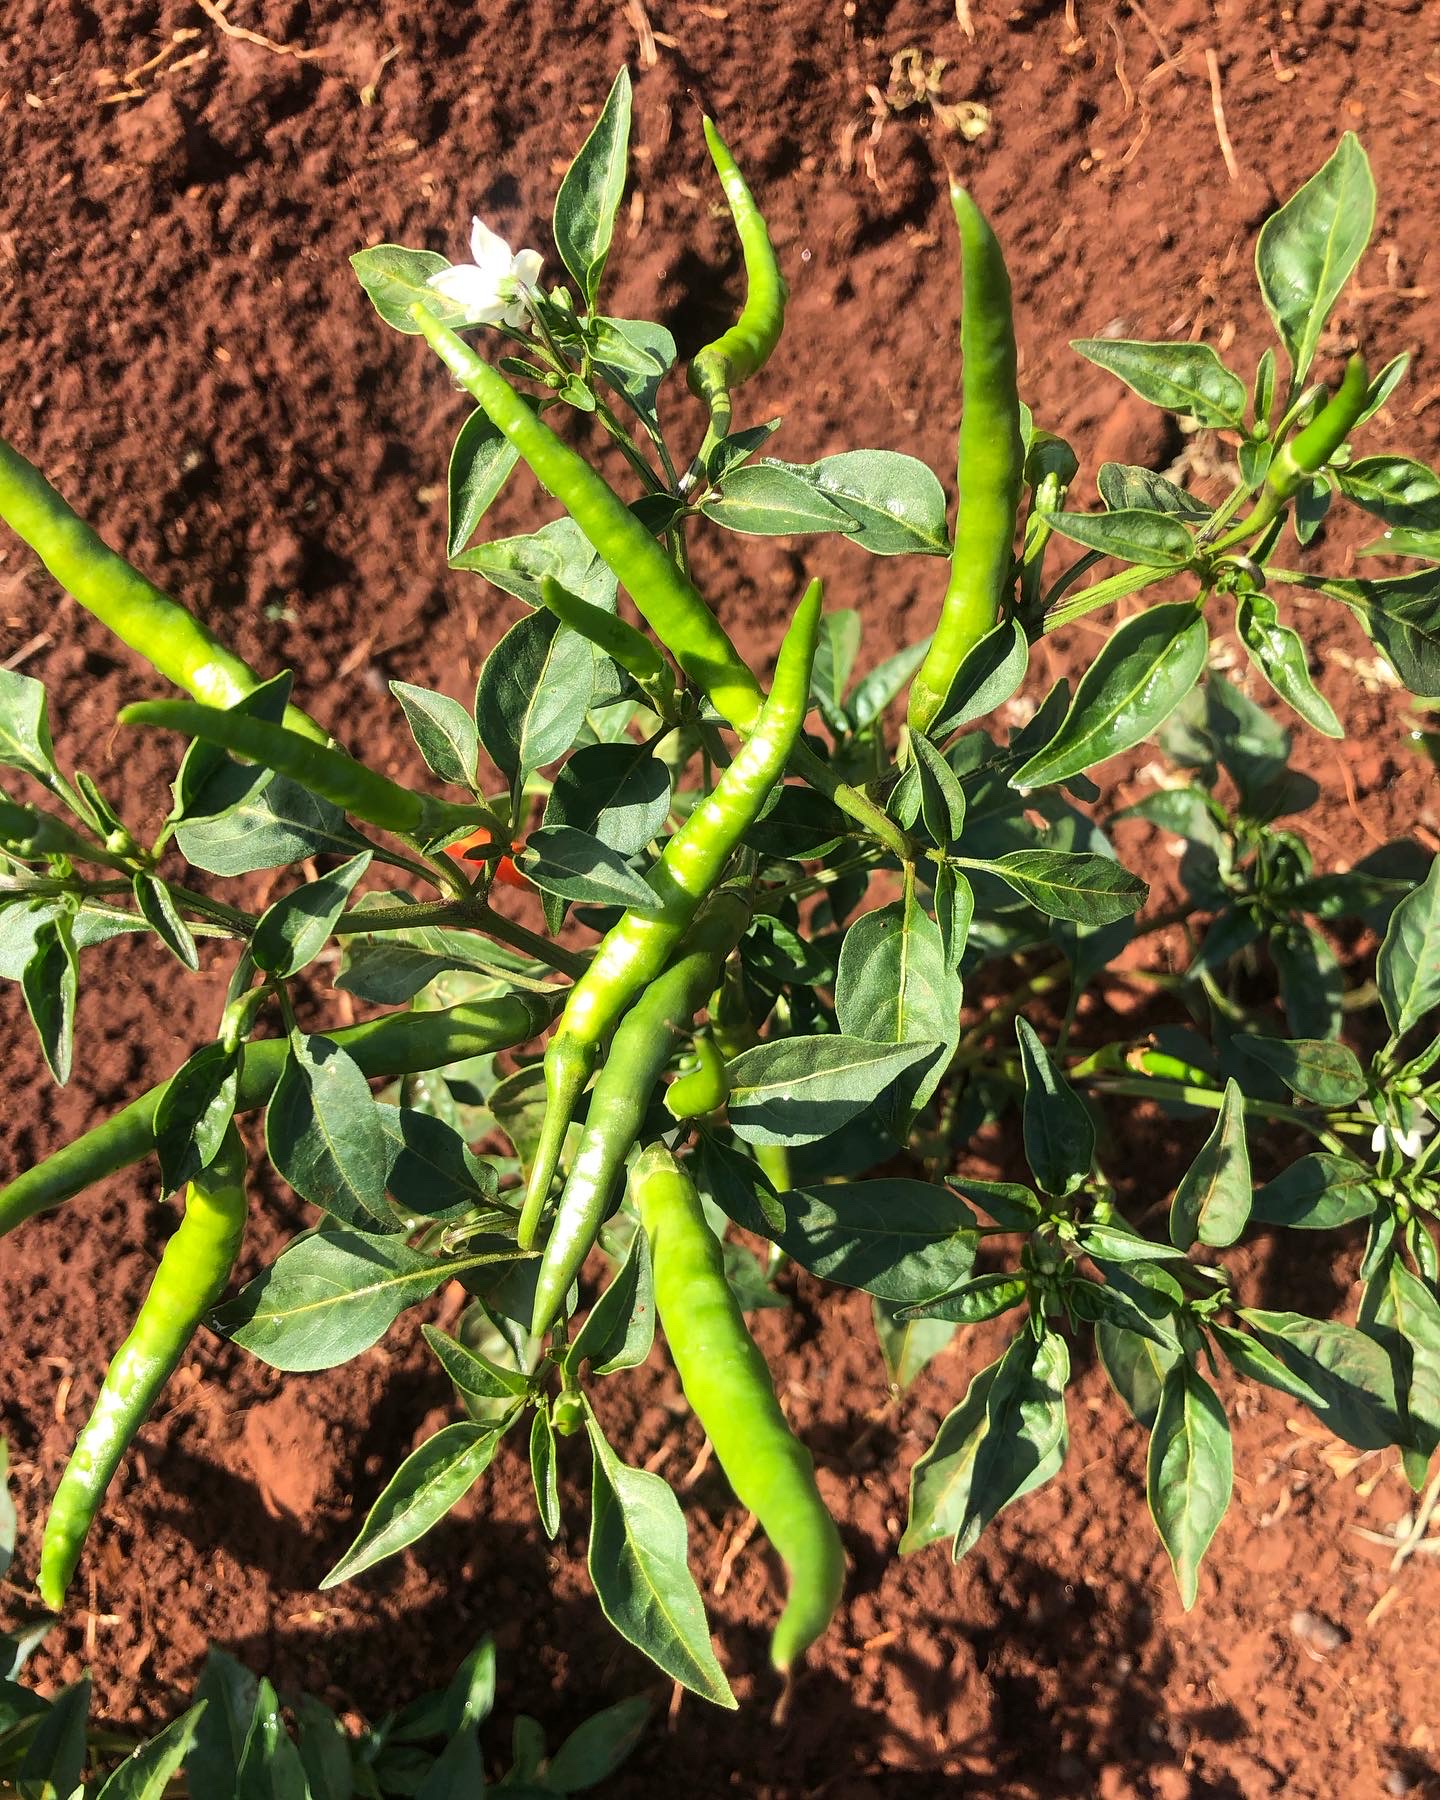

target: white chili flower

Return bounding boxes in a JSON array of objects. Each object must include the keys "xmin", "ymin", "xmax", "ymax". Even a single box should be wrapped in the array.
[
  {"xmin": 427, "ymin": 216, "xmax": 542, "ymax": 328},
  {"xmin": 1371, "ymin": 1113, "xmax": 1435, "ymax": 1162}
]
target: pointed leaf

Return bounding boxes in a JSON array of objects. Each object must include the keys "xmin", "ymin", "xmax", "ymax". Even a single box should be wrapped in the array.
[
  {"xmin": 1169, "ymin": 1078, "xmax": 1250, "ymax": 1249},
  {"xmin": 1147, "ymin": 1359, "xmax": 1232, "ymax": 1608}
]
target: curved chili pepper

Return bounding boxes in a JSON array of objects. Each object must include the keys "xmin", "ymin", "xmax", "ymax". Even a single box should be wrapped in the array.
[
  {"xmin": 0, "ymin": 436, "xmax": 326, "ymax": 742},
  {"xmin": 687, "ymin": 115, "xmax": 789, "ymax": 443},
  {"xmin": 38, "ymin": 1127, "xmax": 249, "ymax": 1610},
  {"xmin": 631, "ymin": 1143, "xmax": 846, "ymax": 1673},
  {"xmin": 663, "ymin": 1028, "xmax": 730, "ymax": 1121},
  {"xmin": 516, "ymin": 579, "xmax": 822, "ymax": 1255},
  {"xmin": 908, "ymin": 183, "xmax": 1024, "ymax": 737},
  {"xmin": 529, "ymin": 890, "xmax": 751, "ymax": 1336},
  {"xmin": 445, "ymin": 823, "xmax": 528, "ymax": 888}
]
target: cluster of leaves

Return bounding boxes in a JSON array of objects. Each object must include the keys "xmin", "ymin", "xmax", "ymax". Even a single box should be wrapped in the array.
[
  {"xmin": 2, "ymin": 80, "xmax": 1439, "ymax": 1702},
  {"xmin": 0, "ymin": 1611, "xmax": 648, "ymax": 1799}
]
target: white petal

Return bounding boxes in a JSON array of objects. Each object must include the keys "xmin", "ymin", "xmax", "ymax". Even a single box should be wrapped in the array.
[
  {"xmin": 426, "ymin": 264, "xmax": 506, "ymax": 323},
  {"xmin": 1372, "ymin": 1124, "xmax": 1387, "ymax": 1154},
  {"xmin": 500, "ymin": 297, "xmax": 531, "ymax": 330},
  {"xmin": 510, "ymin": 247, "xmax": 544, "ymax": 287},
  {"xmin": 468, "ymin": 215, "xmax": 516, "ymax": 278}
]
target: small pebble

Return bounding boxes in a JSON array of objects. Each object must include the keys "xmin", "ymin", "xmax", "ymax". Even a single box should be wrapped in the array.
[
  {"xmin": 1383, "ymin": 1769, "xmax": 1417, "ymax": 1796},
  {"xmin": 1289, "ymin": 1608, "xmax": 1346, "ymax": 1654}
]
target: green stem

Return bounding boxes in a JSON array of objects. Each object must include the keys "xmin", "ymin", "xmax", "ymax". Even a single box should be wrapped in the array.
[
  {"xmin": 1079, "ymin": 1073, "xmax": 1328, "ymax": 1133},
  {"xmin": 1041, "ymin": 564, "xmax": 1171, "ymax": 634},
  {"xmin": 332, "ymin": 895, "xmax": 589, "ymax": 980}
]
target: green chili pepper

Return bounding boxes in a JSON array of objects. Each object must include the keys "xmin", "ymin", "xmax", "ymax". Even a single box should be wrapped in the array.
[
  {"xmin": 37, "ymin": 1127, "xmax": 250, "ymax": 1611},
  {"xmin": 687, "ymin": 116, "xmax": 789, "ymax": 443},
  {"xmin": 664, "ymin": 1028, "xmax": 730, "ymax": 1121},
  {"xmin": 908, "ymin": 183, "xmax": 1024, "ymax": 738},
  {"xmin": 537, "ymin": 575, "xmax": 676, "ymax": 713},
  {"xmin": 530, "ymin": 891, "xmax": 751, "ymax": 1336},
  {"xmin": 411, "ymin": 307, "xmax": 765, "ymax": 733},
  {"xmin": 631, "ymin": 1143, "xmax": 845, "ymax": 1673},
  {"xmin": 0, "ymin": 990, "xmax": 558, "ymax": 1237},
  {"xmin": 0, "ymin": 436, "xmax": 325, "ymax": 743},
  {"xmin": 118, "ymin": 699, "xmax": 502, "ymax": 842},
  {"xmin": 517, "ymin": 580, "xmax": 821, "ymax": 1253}
]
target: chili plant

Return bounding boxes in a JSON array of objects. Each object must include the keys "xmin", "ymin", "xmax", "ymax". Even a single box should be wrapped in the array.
[{"xmin": 2, "ymin": 76, "xmax": 1439, "ymax": 1706}]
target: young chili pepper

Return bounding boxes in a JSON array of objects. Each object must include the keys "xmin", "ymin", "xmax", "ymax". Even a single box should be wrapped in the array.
[
  {"xmin": 445, "ymin": 823, "xmax": 528, "ymax": 888},
  {"xmin": 530, "ymin": 890, "xmax": 751, "ymax": 1336},
  {"xmin": 38, "ymin": 1127, "xmax": 250, "ymax": 1611},
  {"xmin": 517, "ymin": 580, "xmax": 822, "ymax": 1254},
  {"xmin": 0, "ymin": 990, "xmax": 559, "ymax": 1238},
  {"xmin": 1216, "ymin": 352, "xmax": 1370, "ymax": 547},
  {"xmin": 631, "ymin": 1143, "xmax": 846, "ymax": 1674},
  {"xmin": 687, "ymin": 115, "xmax": 789, "ymax": 445},
  {"xmin": 0, "ymin": 436, "xmax": 326, "ymax": 743},
  {"xmin": 908, "ymin": 183, "xmax": 1024, "ymax": 738},
  {"xmin": 411, "ymin": 307, "xmax": 766, "ymax": 735},
  {"xmin": 537, "ymin": 575, "xmax": 677, "ymax": 717},
  {"xmin": 663, "ymin": 1027, "xmax": 730, "ymax": 1121}
]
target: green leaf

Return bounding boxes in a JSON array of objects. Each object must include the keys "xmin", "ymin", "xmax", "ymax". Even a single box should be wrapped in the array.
[
  {"xmin": 423, "ymin": 1325, "xmax": 529, "ymax": 1401},
  {"xmin": 952, "ymin": 1329, "xmax": 1069, "ymax": 1558},
  {"xmin": 176, "ymin": 774, "xmax": 367, "ymax": 877},
  {"xmin": 475, "ymin": 610, "xmax": 595, "ymax": 789},
  {"xmin": 351, "ymin": 244, "xmax": 468, "ymax": 333},
  {"xmin": 1338, "ymin": 455, "xmax": 1440, "ymax": 534},
  {"xmin": 321, "ymin": 1422, "xmax": 502, "ymax": 1587},
  {"xmin": 130, "ymin": 873, "xmax": 200, "ymax": 972},
  {"xmin": 585, "ymin": 1415, "xmax": 736, "ymax": 1708},
  {"xmin": 92, "ymin": 1704, "xmax": 207, "ymax": 1800},
  {"xmin": 700, "ymin": 461, "xmax": 855, "ymax": 536},
  {"xmin": 381, "ymin": 1106, "xmax": 500, "ymax": 1223},
  {"xmin": 1364, "ymin": 1259, "xmax": 1440, "ymax": 1460},
  {"xmin": 1377, "ymin": 854, "xmax": 1440, "ymax": 1041},
  {"xmin": 448, "ymin": 406, "xmax": 520, "ymax": 557},
  {"xmin": 1235, "ymin": 592, "xmax": 1342, "ymax": 737},
  {"xmin": 873, "ymin": 1296, "xmax": 957, "ymax": 1393},
  {"xmin": 910, "ymin": 733, "xmax": 967, "ymax": 846},
  {"xmin": 1233, "ymin": 1035, "xmax": 1365, "ymax": 1104},
  {"xmin": 1358, "ymin": 526, "xmax": 1440, "ymax": 562},
  {"xmin": 17, "ymin": 1676, "xmax": 89, "ymax": 1798},
  {"xmin": 543, "ymin": 743, "xmax": 671, "ymax": 857},
  {"xmin": 1169, "ymin": 1077, "xmax": 1250, "ymax": 1249},
  {"xmin": 1251, "ymin": 1153, "xmax": 1378, "ymax": 1229},
  {"xmin": 390, "ymin": 682, "xmax": 480, "ymax": 791},
  {"xmin": 544, "ymin": 1694, "xmax": 652, "ymax": 1792},
  {"xmin": 1256, "ymin": 132, "xmax": 1376, "ymax": 380},
  {"xmin": 784, "ymin": 450, "xmax": 951, "ymax": 556},
  {"xmin": 983, "ymin": 849, "xmax": 1147, "ymax": 925},
  {"xmin": 454, "ymin": 516, "xmax": 618, "ymax": 613},
  {"xmin": 925, "ymin": 618, "xmax": 1028, "ymax": 740},
  {"xmin": 811, "ymin": 610, "xmax": 863, "ymax": 734},
  {"xmin": 266, "ymin": 1034, "xmax": 391, "ymax": 1229},
  {"xmin": 554, "ymin": 67, "xmax": 633, "ymax": 308},
  {"xmin": 187, "ymin": 1649, "xmax": 258, "ymax": 1795},
  {"xmin": 211, "ymin": 1228, "xmax": 514, "ymax": 1372},
  {"xmin": 726, "ymin": 1034, "xmax": 942, "ymax": 1147},
  {"xmin": 900, "ymin": 1358, "xmax": 1001, "ymax": 1553},
  {"xmin": 0, "ymin": 669, "xmax": 57, "ymax": 785},
  {"xmin": 1097, "ymin": 464, "xmax": 1212, "ymax": 521},
  {"xmin": 1209, "ymin": 1321, "xmax": 1326, "ymax": 1410},
  {"xmin": 1071, "ymin": 338, "xmax": 1248, "ymax": 428},
  {"xmin": 846, "ymin": 636, "xmax": 935, "ymax": 734},
  {"xmin": 566, "ymin": 1226, "xmax": 654, "ymax": 1377},
  {"xmin": 154, "ymin": 1041, "xmax": 241, "ymax": 1193},
  {"xmin": 1096, "ymin": 1324, "xmax": 1178, "ymax": 1429},
  {"xmin": 1041, "ymin": 506, "xmax": 1197, "ymax": 567},
  {"xmin": 589, "ymin": 318, "xmax": 677, "ymax": 431},
  {"xmin": 252, "ymin": 851, "xmax": 372, "ymax": 980},
  {"xmin": 834, "ymin": 892, "xmax": 962, "ymax": 1118},
  {"xmin": 527, "ymin": 1406, "xmax": 561, "ymax": 1542},
  {"xmin": 897, "ymin": 1271, "xmax": 1030, "ymax": 1325},
  {"xmin": 1146, "ymin": 1359, "xmax": 1232, "ymax": 1609},
  {"xmin": 22, "ymin": 914, "xmax": 76, "ymax": 1086},
  {"xmin": 1013, "ymin": 603, "xmax": 1209, "ymax": 788},
  {"xmin": 1239, "ymin": 1308, "xmax": 1402, "ymax": 1448},
  {"xmin": 1316, "ymin": 568, "xmax": 1440, "ymax": 696},
  {"xmin": 1271, "ymin": 922, "xmax": 1342, "ymax": 1042},
  {"xmin": 517, "ymin": 825, "xmax": 661, "ymax": 909},
  {"xmin": 1065, "ymin": 1276, "xmax": 1173, "ymax": 1346},
  {"xmin": 1015, "ymin": 1016, "xmax": 1094, "ymax": 1196},
  {"xmin": 752, "ymin": 1179, "xmax": 978, "ymax": 1303}
]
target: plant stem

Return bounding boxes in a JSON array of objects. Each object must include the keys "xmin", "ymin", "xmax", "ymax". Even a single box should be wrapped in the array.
[{"xmin": 332, "ymin": 895, "xmax": 589, "ymax": 979}]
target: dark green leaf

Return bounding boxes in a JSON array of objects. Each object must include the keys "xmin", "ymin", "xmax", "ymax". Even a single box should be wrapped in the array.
[
  {"xmin": 0, "ymin": 669, "xmax": 57, "ymax": 784},
  {"xmin": 1097, "ymin": 464, "xmax": 1212, "ymax": 521},
  {"xmin": 954, "ymin": 1329, "xmax": 1069, "ymax": 1557},
  {"xmin": 448, "ymin": 407, "xmax": 520, "ymax": 556},
  {"xmin": 1377, "ymin": 854, "xmax": 1440, "ymax": 1041},
  {"xmin": 897, "ymin": 1271, "xmax": 1030, "ymax": 1325},
  {"xmin": 390, "ymin": 683, "xmax": 479, "ymax": 791},
  {"xmin": 544, "ymin": 1694, "xmax": 652, "ymax": 1792},
  {"xmin": 1234, "ymin": 1035, "xmax": 1365, "ymax": 1104},
  {"xmin": 188, "ymin": 1649, "xmax": 258, "ymax": 1795},
  {"xmin": 1041, "ymin": 506, "xmax": 1196, "ymax": 567},
  {"xmin": 18, "ymin": 1676, "xmax": 89, "ymax": 1798},
  {"xmin": 517, "ymin": 825, "xmax": 661, "ymax": 909},
  {"xmin": 1235, "ymin": 592, "xmax": 1342, "ymax": 737},
  {"xmin": 21, "ymin": 914, "xmax": 76, "ymax": 1086},
  {"xmin": 1071, "ymin": 338, "xmax": 1248, "ymax": 427},
  {"xmin": 176, "ymin": 775, "xmax": 366, "ymax": 876},
  {"xmin": 925, "ymin": 618, "xmax": 1028, "ymax": 740},
  {"xmin": 1147, "ymin": 1359, "xmax": 1232, "ymax": 1608},
  {"xmin": 873, "ymin": 1296, "xmax": 957, "ymax": 1393},
  {"xmin": 252, "ymin": 851, "xmax": 372, "ymax": 980},
  {"xmin": 1096, "ymin": 1325, "xmax": 1178, "ymax": 1429},
  {"xmin": 757, "ymin": 1179, "xmax": 978, "ymax": 1303},
  {"xmin": 782, "ymin": 450, "xmax": 950, "ymax": 556},
  {"xmin": 725, "ymin": 1034, "xmax": 942, "ymax": 1147},
  {"xmin": 131, "ymin": 873, "xmax": 200, "ymax": 971},
  {"xmin": 1239, "ymin": 1308, "xmax": 1402, "ymax": 1448},
  {"xmin": 1256, "ymin": 132, "xmax": 1375, "ymax": 380},
  {"xmin": 1318, "ymin": 568, "xmax": 1440, "ymax": 695},
  {"xmin": 1169, "ymin": 1078, "xmax": 1251, "ymax": 1249},
  {"xmin": 321, "ymin": 1422, "xmax": 501, "ymax": 1586},
  {"xmin": 1013, "ymin": 604, "xmax": 1209, "ymax": 788},
  {"xmin": 1338, "ymin": 455, "xmax": 1440, "ymax": 533},
  {"xmin": 543, "ymin": 743, "xmax": 671, "ymax": 857},
  {"xmin": 476, "ymin": 610, "xmax": 595, "ymax": 788},
  {"xmin": 154, "ymin": 1042, "xmax": 241, "ymax": 1193},
  {"xmin": 984, "ymin": 849, "xmax": 1147, "ymax": 925},
  {"xmin": 585, "ymin": 1416, "xmax": 736, "ymax": 1707},
  {"xmin": 566, "ymin": 1226, "xmax": 654, "ymax": 1376},
  {"xmin": 700, "ymin": 461, "xmax": 855, "ymax": 536},
  {"xmin": 1251, "ymin": 1153, "xmax": 1378, "ymax": 1229},
  {"xmin": 266, "ymin": 1034, "xmax": 391, "ymax": 1229},
  {"xmin": 554, "ymin": 67, "xmax": 633, "ymax": 307},
  {"xmin": 834, "ymin": 893, "xmax": 962, "ymax": 1117},
  {"xmin": 93, "ymin": 1703, "xmax": 206, "ymax": 1800},
  {"xmin": 1016, "ymin": 1016, "xmax": 1094, "ymax": 1196},
  {"xmin": 423, "ymin": 1325, "xmax": 528, "ymax": 1401}
]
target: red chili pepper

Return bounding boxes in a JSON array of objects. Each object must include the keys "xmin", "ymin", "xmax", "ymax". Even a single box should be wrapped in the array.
[{"xmin": 445, "ymin": 825, "xmax": 527, "ymax": 888}]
